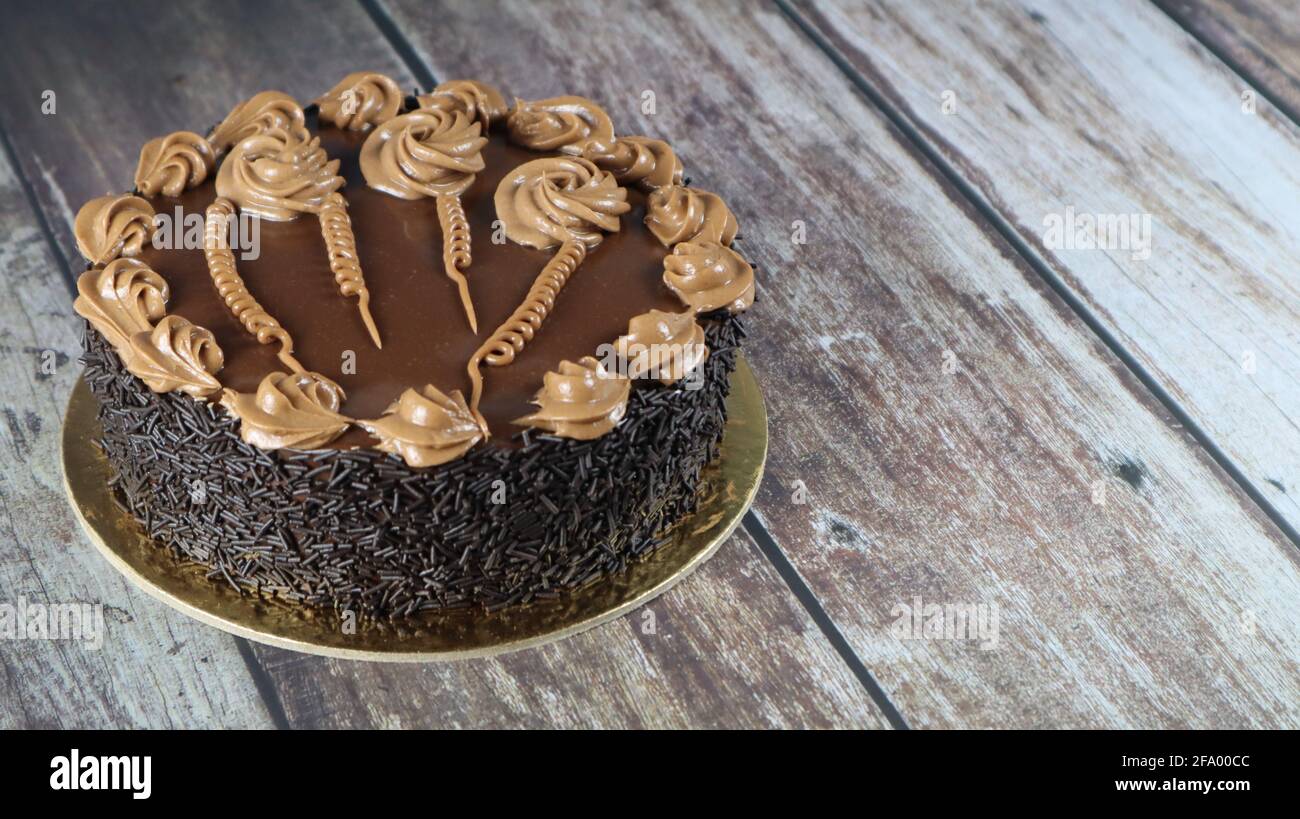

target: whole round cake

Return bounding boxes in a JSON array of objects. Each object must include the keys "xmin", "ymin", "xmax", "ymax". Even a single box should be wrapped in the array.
[{"xmin": 73, "ymin": 73, "xmax": 754, "ymax": 618}]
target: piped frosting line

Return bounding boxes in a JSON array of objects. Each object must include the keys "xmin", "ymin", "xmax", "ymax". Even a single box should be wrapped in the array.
[
  {"xmin": 436, "ymin": 193, "xmax": 478, "ymax": 333},
  {"xmin": 204, "ymin": 197, "xmax": 305, "ymax": 374},
  {"xmin": 319, "ymin": 192, "xmax": 382, "ymax": 348},
  {"xmin": 466, "ymin": 238, "xmax": 587, "ymax": 433}
]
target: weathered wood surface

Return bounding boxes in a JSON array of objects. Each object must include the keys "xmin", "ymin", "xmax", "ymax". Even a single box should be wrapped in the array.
[
  {"xmin": 3, "ymin": 0, "xmax": 1299, "ymax": 728},
  {"xmin": 1160, "ymin": 0, "xmax": 1300, "ymax": 120},
  {"xmin": 0, "ymin": 0, "xmax": 889, "ymax": 729},
  {"xmin": 380, "ymin": 0, "xmax": 1300, "ymax": 727},
  {"xmin": 792, "ymin": 0, "xmax": 1300, "ymax": 535},
  {"xmin": 0, "ymin": 145, "xmax": 276, "ymax": 728}
]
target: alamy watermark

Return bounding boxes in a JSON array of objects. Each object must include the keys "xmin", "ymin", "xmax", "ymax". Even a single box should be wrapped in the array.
[
  {"xmin": 0, "ymin": 595, "xmax": 103, "ymax": 650},
  {"xmin": 153, "ymin": 206, "xmax": 261, "ymax": 261},
  {"xmin": 1042, "ymin": 206, "xmax": 1151, "ymax": 261},
  {"xmin": 890, "ymin": 596, "xmax": 999, "ymax": 650},
  {"xmin": 50, "ymin": 749, "xmax": 151, "ymax": 799},
  {"xmin": 594, "ymin": 342, "xmax": 708, "ymax": 391}
]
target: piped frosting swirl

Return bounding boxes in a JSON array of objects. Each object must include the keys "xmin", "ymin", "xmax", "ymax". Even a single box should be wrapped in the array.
[
  {"xmin": 614, "ymin": 309, "xmax": 709, "ymax": 384},
  {"xmin": 360, "ymin": 109, "xmax": 487, "ymax": 199},
  {"xmin": 221, "ymin": 371, "xmax": 351, "ymax": 450},
  {"xmin": 644, "ymin": 184, "xmax": 737, "ymax": 247},
  {"xmin": 134, "ymin": 131, "xmax": 216, "ymax": 197},
  {"xmin": 74, "ymin": 194, "xmax": 156, "ymax": 266},
  {"xmin": 216, "ymin": 133, "xmax": 342, "ymax": 220},
  {"xmin": 516, "ymin": 356, "xmax": 631, "ymax": 440},
  {"xmin": 417, "ymin": 79, "xmax": 508, "ymax": 128},
  {"xmin": 663, "ymin": 240, "xmax": 755, "ymax": 314},
  {"xmin": 494, "ymin": 156, "xmax": 629, "ymax": 250},
  {"xmin": 73, "ymin": 258, "xmax": 169, "ymax": 364},
  {"xmin": 127, "ymin": 315, "xmax": 224, "ymax": 397},
  {"xmin": 507, "ymin": 96, "xmax": 614, "ymax": 154},
  {"xmin": 582, "ymin": 136, "xmax": 683, "ymax": 190},
  {"xmin": 358, "ymin": 385, "xmax": 483, "ymax": 467},
  {"xmin": 209, "ymin": 90, "xmax": 309, "ymax": 152},
  {"xmin": 316, "ymin": 71, "xmax": 403, "ymax": 131}
]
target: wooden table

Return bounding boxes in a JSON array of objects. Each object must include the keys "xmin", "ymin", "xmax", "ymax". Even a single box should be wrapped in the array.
[{"xmin": 1, "ymin": 0, "xmax": 1297, "ymax": 729}]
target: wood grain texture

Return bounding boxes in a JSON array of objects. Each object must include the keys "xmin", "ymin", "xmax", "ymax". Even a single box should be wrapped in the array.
[
  {"xmin": 1160, "ymin": 0, "xmax": 1300, "ymax": 119},
  {"xmin": 381, "ymin": 0, "xmax": 1300, "ymax": 727},
  {"xmin": 0, "ymin": 148, "xmax": 275, "ymax": 728},
  {"xmin": 0, "ymin": 0, "xmax": 888, "ymax": 729},
  {"xmin": 792, "ymin": 0, "xmax": 1300, "ymax": 531}
]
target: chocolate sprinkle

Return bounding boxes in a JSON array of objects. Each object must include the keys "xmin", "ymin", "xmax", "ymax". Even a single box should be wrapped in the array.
[{"xmin": 81, "ymin": 313, "xmax": 745, "ymax": 618}]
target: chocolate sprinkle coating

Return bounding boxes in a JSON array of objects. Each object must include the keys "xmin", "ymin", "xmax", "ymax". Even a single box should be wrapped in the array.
[{"xmin": 80, "ymin": 314, "xmax": 744, "ymax": 618}]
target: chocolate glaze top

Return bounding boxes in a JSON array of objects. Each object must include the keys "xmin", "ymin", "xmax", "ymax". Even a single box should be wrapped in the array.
[
  {"xmin": 135, "ymin": 107, "xmax": 680, "ymax": 448},
  {"xmin": 73, "ymin": 78, "xmax": 754, "ymax": 464}
]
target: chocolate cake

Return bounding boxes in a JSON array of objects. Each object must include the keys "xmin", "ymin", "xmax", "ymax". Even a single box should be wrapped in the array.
[{"xmin": 72, "ymin": 74, "xmax": 754, "ymax": 617}]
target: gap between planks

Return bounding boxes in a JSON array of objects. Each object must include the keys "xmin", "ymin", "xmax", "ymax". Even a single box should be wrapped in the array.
[
  {"xmin": 1153, "ymin": 0, "xmax": 1300, "ymax": 128},
  {"xmin": 774, "ymin": 0, "xmax": 1300, "ymax": 555},
  {"xmin": 744, "ymin": 511, "xmax": 909, "ymax": 729},
  {"xmin": 0, "ymin": 120, "xmax": 76, "ymax": 296}
]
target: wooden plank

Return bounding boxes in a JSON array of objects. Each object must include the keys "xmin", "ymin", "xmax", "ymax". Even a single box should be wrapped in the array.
[
  {"xmin": 790, "ymin": 0, "xmax": 1300, "ymax": 532},
  {"xmin": 255, "ymin": 529, "xmax": 885, "ymax": 729},
  {"xmin": 0, "ymin": 0, "xmax": 888, "ymax": 729},
  {"xmin": 0, "ymin": 147, "xmax": 275, "ymax": 728},
  {"xmin": 1159, "ymin": 0, "xmax": 1300, "ymax": 120},
  {"xmin": 382, "ymin": 0, "xmax": 1300, "ymax": 727}
]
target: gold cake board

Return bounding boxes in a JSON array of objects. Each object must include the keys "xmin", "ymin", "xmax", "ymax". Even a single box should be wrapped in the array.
[{"xmin": 61, "ymin": 358, "xmax": 767, "ymax": 661}]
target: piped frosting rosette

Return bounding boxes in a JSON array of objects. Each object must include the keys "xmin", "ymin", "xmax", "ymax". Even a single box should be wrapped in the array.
[
  {"xmin": 216, "ymin": 132, "xmax": 342, "ymax": 221},
  {"xmin": 417, "ymin": 79, "xmax": 509, "ymax": 129},
  {"xmin": 581, "ymin": 136, "xmax": 683, "ymax": 190},
  {"xmin": 645, "ymin": 184, "xmax": 738, "ymax": 247},
  {"xmin": 663, "ymin": 240, "xmax": 755, "ymax": 314},
  {"xmin": 221, "ymin": 371, "xmax": 351, "ymax": 450},
  {"xmin": 127, "ymin": 315, "xmax": 225, "ymax": 398},
  {"xmin": 358, "ymin": 384, "xmax": 483, "ymax": 467},
  {"xmin": 73, "ymin": 258, "xmax": 169, "ymax": 364},
  {"xmin": 493, "ymin": 156, "xmax": 628, "ymax": 249},
  {"xmin": 361, "ymin": 108, "xmax": 488, "ymax": 331},
  {"xmin": 469, "ymin": 157, "xmax": 630, "ymax": 433},
  {"xmin": 516, "ymin": 356, "xmax": 631, "ymax": 440},
  {"xmin": 72, "ymin": 257, "xmax": 226, "ymax": 399},
  {"xmin": 614, "ymin": 309, "xmax": 709, "ymax": 385},
  {"xmin": 74, "ymin": 194, "xmax": 156, "ymax": 266},
  {"xmin": 135, "ymin": 131, "xmax": 216, "ymax": 197},
  {"xmin": 361, "ymin": 109, "xmax": 487, "ymax": 199},
  {"xmin": 507, "ymin": 95, "xmax": 680, "ymax": 190},
  {"xmin": 506, "ymin": 96, "xmax": 614, "ymax": 155},
  {"xmin": 316, "ymin": 71, "xmax": 403, "ymax": 131},
  {"xmin": 209, "ymin": 90, "xmax": 309, "ymax": 153}
]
